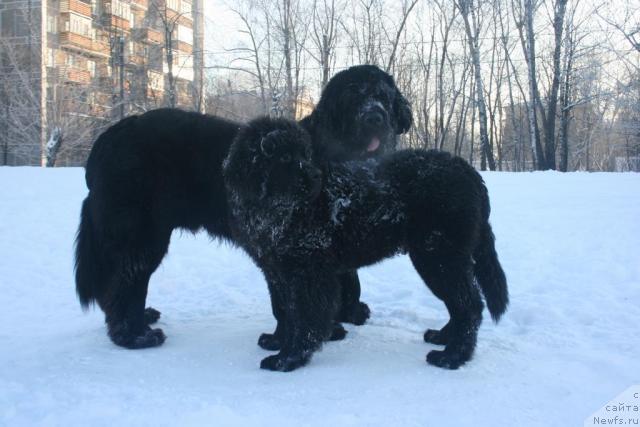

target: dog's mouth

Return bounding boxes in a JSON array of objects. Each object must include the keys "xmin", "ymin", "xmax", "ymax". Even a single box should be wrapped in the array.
[{"xmin": 367, "ymin": 136, "xmax": 381, "ymax": 152}]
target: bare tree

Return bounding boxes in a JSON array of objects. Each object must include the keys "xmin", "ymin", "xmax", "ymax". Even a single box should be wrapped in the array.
[
  {"xmin": 541, "ymin": 0, "xmax": 568, "ymax": 170},
  {"xmin": 0, "ymin": 38, "xmax": 42, "ymax": 165},
  {"xmin": 343, "ymin": 0, "xmax": 384, "ymax": 65},
  {"xmin": 385, "ymin": 0, "xmax": 419, "ymax": 73},
  {"xmin": 456, "ymin": 0, "xmax": 496, "ymax": 170},
  {"xmin": 309, "ymin": 0, "xmax": 343, "ymax": 88}
]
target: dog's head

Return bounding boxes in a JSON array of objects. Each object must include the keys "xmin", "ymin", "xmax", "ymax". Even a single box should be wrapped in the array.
[
  {"xmin": 302, "ymin": 64, "xmax": 413, "ymax": 161},
  {"xmin": 224, "ymin": 117, "xmax": 323, "ymax": 204}
]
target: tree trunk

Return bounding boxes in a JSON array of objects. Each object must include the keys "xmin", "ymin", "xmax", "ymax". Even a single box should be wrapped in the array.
[
  {"xmin": 458, "ymin": 0, "xmax": 496, "ymax": 170},
  {"xmin": 521, "ymin": 0, "xmax": 545, "ymax": 169},
  {"xmin": 559, "ymin": 22, "xmax": 574, "ymax": 172},
  {"xmin": 543, "ymin": 0, "xmax": 568, "ymax": 170},
  {"xmin": 164, "ymin": 9, "xmax": 176, "ymax": 108},
  {"xmin": 283, "ymin": 0, "xmax": 295, "ymax": 118}
]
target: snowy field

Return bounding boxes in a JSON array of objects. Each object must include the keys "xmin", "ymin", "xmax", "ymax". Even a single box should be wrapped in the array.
[{"xmin": 0, "ymin": 167, "xmax": 638, "ymax": 426}]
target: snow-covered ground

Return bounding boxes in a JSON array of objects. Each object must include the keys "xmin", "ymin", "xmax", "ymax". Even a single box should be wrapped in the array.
[{"xmin": 0, "ymin": 167, "xmax": 638, "ymax": 426}]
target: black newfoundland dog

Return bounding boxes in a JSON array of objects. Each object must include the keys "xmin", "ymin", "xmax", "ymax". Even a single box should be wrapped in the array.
[
  {"xmin": 75, "ymin": 65, "xmax": 413, "ymax": 349},
  {"xmin": 223, "ymin": 117, "xmax": 508, "ymax": 372}
]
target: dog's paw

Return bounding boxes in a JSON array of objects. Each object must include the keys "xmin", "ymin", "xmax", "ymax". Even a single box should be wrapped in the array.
[
  {"xmin": 132, "ymin": 328, "xmax": 166, "ymax": 349},
  {"xmin": 111, "ymin": 325, "xmax": 166, "ymax": 349},
  {"xmin": 329, "ymin": 323, "xmax": 347, "ymax": 341},
  {"xmin": 340, "ymin": 301, "xmax": 371, "ymax": 326},
  {"xmin": 144, "ymin": 307, "xmax": 161, "ymax": 325},
  {"xmin": 260, "ymin": 352, "xmax": 311, "ymax": 372},
  {"xmin": 423, "ymin": 325, "xmax": 450, "ymax": 345},
  {"xmin": 258, "ymin": 333, "xmax": 281, "ymax": 351},
  {"xmin": 426, "ymin": 349, "xmax": 467, "ymax": 370}
]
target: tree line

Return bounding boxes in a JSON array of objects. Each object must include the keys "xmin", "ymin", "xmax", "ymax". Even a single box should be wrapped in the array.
[
  {"xmin": 206, "ymin": 0, "xmax": 640, "ymax": 171},
  {"xmin": 1, "ymin": 0, "xmax": 638, "ymax": 171}
]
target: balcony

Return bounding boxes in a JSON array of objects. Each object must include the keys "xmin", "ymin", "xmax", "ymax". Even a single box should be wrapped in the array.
[
  {"xmin": 128, "ymin": 54, "xmax": 146, "ymax": 67},
  {"xmin": 171, "ymin": 40, "xmax": 192, "ymax": 54},
  {"xmin": 178, "ymin": 14, "xmax": 193, "ymax": 28},
  {"xmin": 59, "ymin": 31, "xmax": 111, "ymax": 58},
  {"xmin": 92, "ymin": 39, "xmax": 110, "ymax": 57},
  {"xmin": 59, "ymin": 0, "xmax": 92, "ymax": 17},
  {"xmin": 56, "ymin": 67, "xmax": 92, "ymax": 85},
  {"xmin": 102, "ymin": 14, "xmax": 131, "ymax": 32},
  {"xmin": 133, "ymin": 27, "xmax": 163, "ymax": 45}
]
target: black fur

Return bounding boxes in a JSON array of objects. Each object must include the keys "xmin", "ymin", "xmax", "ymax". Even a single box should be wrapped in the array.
[
  {"xmin": 223, "ymin": 117, "xmax": 508, "ymax": 371},
  {"xmin": 74, "ymin": 65, "xmax": 413, "ymax": 350}
]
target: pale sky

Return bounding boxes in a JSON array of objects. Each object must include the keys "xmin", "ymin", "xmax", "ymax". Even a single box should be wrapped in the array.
[
  {"xmin": 199, "ymin": 0, "xmax": 639, "ymax": 98},
  {"xmin": 203, "ymin": 1, "xmax": 244, "ymax": 67}
]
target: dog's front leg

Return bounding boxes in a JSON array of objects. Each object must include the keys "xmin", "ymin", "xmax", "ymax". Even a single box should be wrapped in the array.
[
  {"xmin": 260, "ymin": 270, "xmax": 339, "ymax": 372},
  {"xmin": 257, "ymin": 278, "xmax": 288, "ymax": 351}
]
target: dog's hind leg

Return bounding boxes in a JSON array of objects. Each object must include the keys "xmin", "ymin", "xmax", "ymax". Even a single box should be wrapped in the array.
[
  {"xmin": 337, "ymin": 270, "xmax": 371, "ymax": 326},
  {"xmin": 410, "ymin": 247, "xmax": 484, "ymax": 370},
  {"xmin": 99, "ymin": 232, "xmax": 170, "ymax": 349},
  {"xmin": 423, "ymin": 321, "xmax": 452, "ymax": 345},
  {"xmin": 144, "ymin": 307, "xmax": 161, "ymax": 325}
]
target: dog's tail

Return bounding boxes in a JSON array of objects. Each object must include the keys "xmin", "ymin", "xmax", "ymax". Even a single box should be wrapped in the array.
[
  {"xmin": 473, "ymin": 184, "xmax": 509, "ymax": 322},
  {"xmin": 75, "ymin": 196, "xmax": 105, "ymax": 308}
]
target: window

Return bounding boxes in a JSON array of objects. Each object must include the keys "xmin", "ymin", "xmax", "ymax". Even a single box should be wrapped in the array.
[
  {"xmin": 47, "ymin": 48, "xmax": 55, "ymax": 66},
  {"xmin": 111, "ymin": 0, "xmax": 131, "ymax": 20},
  {"xmin": 176, "ymin": 25, "xmax": 192, "ymax": 44},
  {"xmin": 66, "ymin": 54, "xmax": 77, "ymax": 67},
  {"xmin": 87, "ymin": 60, "xmax": 96, "ymax": 77},
  {"xmin": 92, "ymin": 0, "xmax": 101, "ymax": 16},
  {"xmin": 47, "ymin": 16, "xmax": 57, "ymax": 34},
  {"xmin": 180, "ymin": 1, "xmax": 192, "ymax": 15},
  {"xmin": 147, "ymin": 71, "xmax": 163, "ymax": 90},
  {"xmin": 166, "ymin": 0, "xmax": 179, "ymax": 12},
  {"xmin": 66, "ymin": 14, "xmax": 91, "ymax": 37}
]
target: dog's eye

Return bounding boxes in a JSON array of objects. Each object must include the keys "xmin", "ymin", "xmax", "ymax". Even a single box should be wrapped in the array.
[
  {"xmin": 348, "ymin": 83, "xmax": 360, "ymax": 92},
  {"xmin": 377, "ymin": 89, "xmax": 390, "ymax": 101},
  {"xmin": 280, "ymin": 154, "xmax": 292, "ymax": 163}
]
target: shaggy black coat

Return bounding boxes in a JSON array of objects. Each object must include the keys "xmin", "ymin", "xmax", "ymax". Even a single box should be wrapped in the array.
[
  {"xmin": 223, "ymin": 117, "xmax": 509, "ymax": 372},
  {"xmin": 74, "ymin": 65, "xmax": 413, "ymax": 349}
]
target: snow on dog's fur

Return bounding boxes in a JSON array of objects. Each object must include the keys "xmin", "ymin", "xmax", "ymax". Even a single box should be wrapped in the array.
[{"xmin": 224, "ymin": 117, "xmax": 508, "ymax": 372}]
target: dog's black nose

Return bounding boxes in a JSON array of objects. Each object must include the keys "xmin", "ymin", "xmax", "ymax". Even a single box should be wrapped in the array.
[{"xmin": 364, "ymin": 112, "xmax": 384, "ymax": 127}]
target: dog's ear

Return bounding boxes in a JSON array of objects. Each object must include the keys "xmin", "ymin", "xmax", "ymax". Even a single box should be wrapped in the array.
[
  {"xmin": 260, "ymin": 132, "xmax": 278, "ymax": 157},
  {"xmin": 393, "ymin": 89, "xmax": 413, "ymax": 134}
]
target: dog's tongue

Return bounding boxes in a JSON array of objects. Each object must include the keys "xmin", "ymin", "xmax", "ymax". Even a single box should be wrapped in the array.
[{"xmin": 367, "ymin": 137, "xmax": 381, "ymax": 152}]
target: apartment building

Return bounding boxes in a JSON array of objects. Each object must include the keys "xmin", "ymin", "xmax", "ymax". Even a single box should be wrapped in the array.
[{"xmin": 0, "ymin": 0, "xmax": 205, "ymax": 166}]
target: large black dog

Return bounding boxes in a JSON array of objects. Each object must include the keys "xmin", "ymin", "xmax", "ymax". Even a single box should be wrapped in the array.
[
  {"xmin": 75, "ymin": 65, "xmax": 413, "ymax": 349},
  {"xmin": 223, "ymin": 117, "xmax": 508, "ymax": 372}
]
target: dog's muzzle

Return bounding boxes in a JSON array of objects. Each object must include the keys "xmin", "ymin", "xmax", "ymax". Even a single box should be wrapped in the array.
[{"xmin": 358, "ymin": 101, "xmax": 390, "ymax": 153}]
